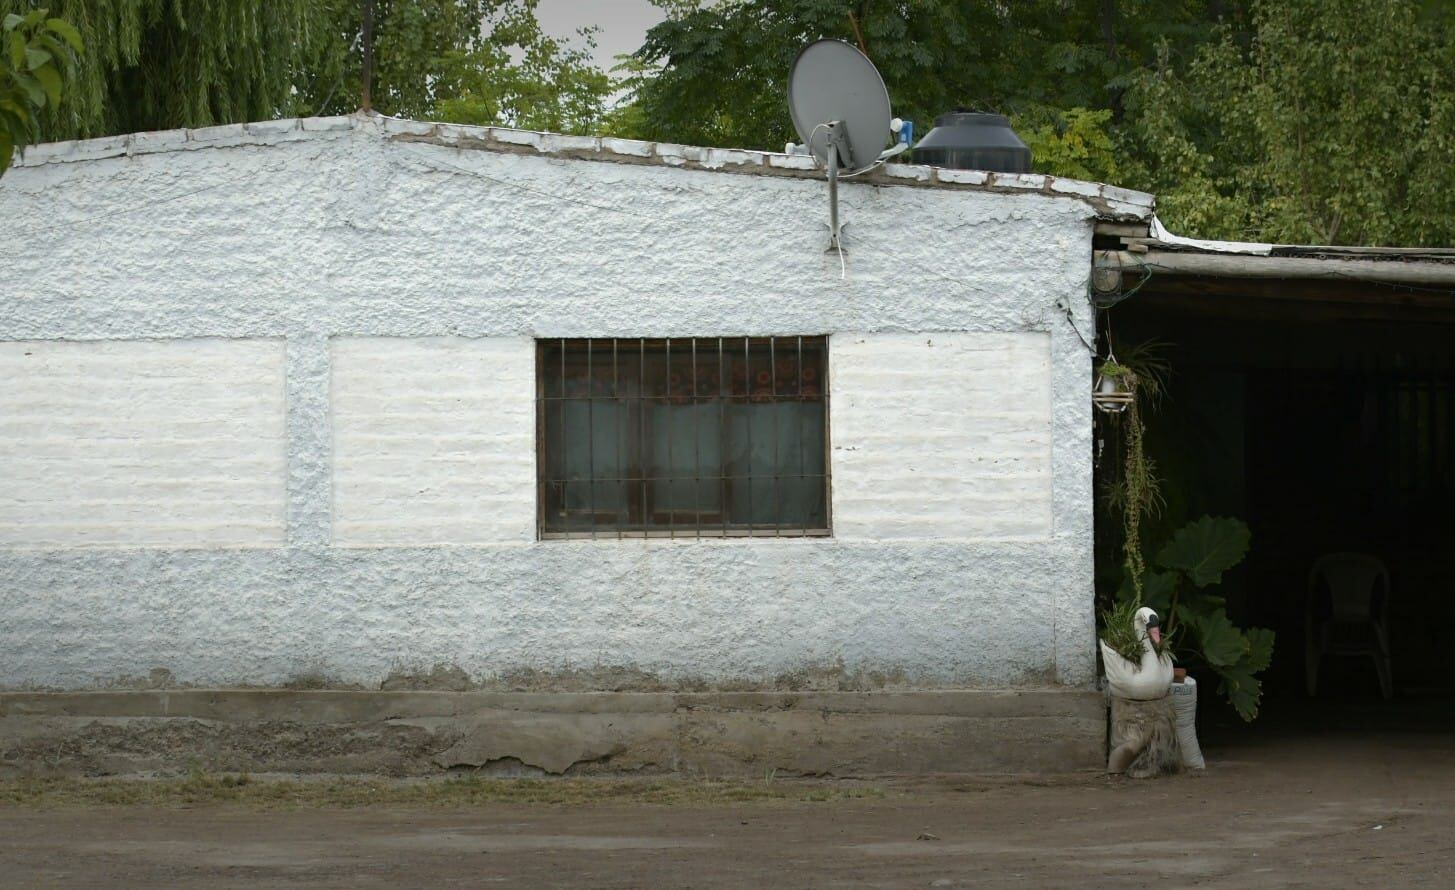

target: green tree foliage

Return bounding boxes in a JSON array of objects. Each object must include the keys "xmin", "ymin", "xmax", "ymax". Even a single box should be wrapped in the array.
[
  {"xmin": 1, "ymin": 8, "xmax": 80, "ymax": 174},
  {"xmin": 2, "ymin": 0, "xmax": 321, "ymax": 140},
  {"xmin": 426, "ymin": 4, "xmax": 610, "ymax": 132},
  {"xmin": 1124, "ymin": 0, "xmax": 1455, "ymax": 245},
  {"xmin": 317, "ymin": 0, "xmax": 612, "ymax": 131},
  {"xmin": 623, "ymin": 0, "xmax": 1241, "ymax": 159},
  {"xmin": 1015, "ymin": 107, "xmax": 1122, "ymax": 185},
  {"xmin": 627, "ymin": 0, "xmax": 1455, "ymax": 248},
  {"xmin": 10, "ymin": 0, "xmax": 614, "ymax": 142},
  {"xmin": 304, "ymin": 0, "xmax": 493, "ymax": 119}
]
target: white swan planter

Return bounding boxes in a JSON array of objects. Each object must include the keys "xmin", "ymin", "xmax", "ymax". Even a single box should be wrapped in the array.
[
  {"xmin": 1100, "ymin": 606, "xmax": 1174, "ymax": 700},
  {"xmin": 1102, "ymin": 606, "xmax": 1182, "ymax": 777}
]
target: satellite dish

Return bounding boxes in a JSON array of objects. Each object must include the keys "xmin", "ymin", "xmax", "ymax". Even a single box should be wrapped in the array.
[
  {"xmin": 788, "ymin": 39, "xmax": 892, "ymax": 175},
  {"xmin": 786, "ymin": 40, "xmax": 904, "ymax": 258}
]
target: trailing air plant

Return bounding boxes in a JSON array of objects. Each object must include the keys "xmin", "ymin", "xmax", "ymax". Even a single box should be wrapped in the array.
[{"xmin": 1096, "ymin": 339, "xmax": 1170, "ymax": 598}]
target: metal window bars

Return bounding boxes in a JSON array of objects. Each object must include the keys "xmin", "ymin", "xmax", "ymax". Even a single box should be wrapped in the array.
[{"xmin": 537, "ymin": 337, "xmax": 831, "ymax": 539}]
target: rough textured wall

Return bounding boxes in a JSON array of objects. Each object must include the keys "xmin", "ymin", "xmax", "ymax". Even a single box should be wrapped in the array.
[{"xmin": 0, "ymin": 118, "xmax": 1104, "ymax": 691}]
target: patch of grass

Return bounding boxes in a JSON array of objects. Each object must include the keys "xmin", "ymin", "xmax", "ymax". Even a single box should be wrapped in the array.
[
  {"xmin": 1100, "ymin": 598, "xmax": 1146, "ymax": 665},
  {"xmin": 0, "ymin": 773, "xmax": 886, "ymax": 810}
]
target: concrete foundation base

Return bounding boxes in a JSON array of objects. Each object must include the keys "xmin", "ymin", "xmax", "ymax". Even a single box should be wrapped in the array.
[{"xmin": 0, "ymin": 689, "xmax": 1105, "ymax": 778}]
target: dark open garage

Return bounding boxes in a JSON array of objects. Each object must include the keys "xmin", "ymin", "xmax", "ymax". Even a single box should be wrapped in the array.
[{"xmin": 1093, "ymin": 229, "xmax": 1455, "ymax": 736}]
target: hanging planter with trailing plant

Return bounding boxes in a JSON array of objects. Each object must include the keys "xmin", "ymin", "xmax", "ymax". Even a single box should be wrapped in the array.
[
  {"xmin": 1094, "ymin": 347, "xmax": 1165, "ymax": 598},
  {"xmin": 1093, "ymin": 360, "xmax": 1135, "ymax": 414}
]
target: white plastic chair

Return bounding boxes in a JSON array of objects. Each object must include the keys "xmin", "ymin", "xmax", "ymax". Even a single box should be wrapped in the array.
[{"xmin": 1305, "ymin": 553, "xmax": 1393, "ymax": 699}]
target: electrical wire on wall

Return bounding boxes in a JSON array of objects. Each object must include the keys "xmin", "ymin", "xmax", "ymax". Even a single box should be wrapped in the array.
[{"xmin": 1062, "ymin": 297, "xmax": 1098, "ymax": 355}]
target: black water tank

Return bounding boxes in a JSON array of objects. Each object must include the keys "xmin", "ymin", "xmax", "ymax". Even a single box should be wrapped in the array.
[{"xmin": 913, "ymin": 111, "xmax": 1032, "ymax": 173}]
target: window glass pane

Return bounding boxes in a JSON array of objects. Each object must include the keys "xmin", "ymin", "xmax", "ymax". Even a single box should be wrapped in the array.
[
  {"xmin": 544, "ymin": 400, "xmax": 628, "ymax": 529},
  {"xmin": 539, "ymin": 337, "xmax": 828, "ymax": 536},
  {"xmin": 725, "ymin": 401, "xmax": 824, "ymax": 529},
  {"xmin": 650, "ymin": 401, "xmax": 722, "ymax": 518}
]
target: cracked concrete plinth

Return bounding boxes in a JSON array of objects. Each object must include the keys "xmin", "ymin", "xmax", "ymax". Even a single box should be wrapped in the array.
[{"xmin": 0, "ymin": 689, "xmax": 1104, "ymax": 778}]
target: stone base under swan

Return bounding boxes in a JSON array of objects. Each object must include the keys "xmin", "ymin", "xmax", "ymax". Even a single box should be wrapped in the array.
[{"xmin": 1107, "ymin": 694, "xmax": 1182, "ymax": 778}]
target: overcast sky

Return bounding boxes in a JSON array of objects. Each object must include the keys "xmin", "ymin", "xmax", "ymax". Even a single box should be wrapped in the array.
[{"xmin": 534, "ymin": 0, "xmax": 667, "ymax": 71}]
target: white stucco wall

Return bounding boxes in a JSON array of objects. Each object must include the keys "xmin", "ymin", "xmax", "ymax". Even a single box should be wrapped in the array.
[
  {"xmin": 0, "ymin": 116, "xmax": 1137, "ymax": 691},
  {"xmin": 0, "ymin": 339, "xmax": 287, "ymax": 548},
  {"xmin": 331, "ymin": 337, "xmax": 536, "ymax": 546},
  {"xmin": 831, "ymin": 332, "xmax": 1053, "ymax": 540}
]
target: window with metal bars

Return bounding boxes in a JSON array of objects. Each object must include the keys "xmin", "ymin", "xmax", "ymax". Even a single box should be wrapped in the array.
[{"xmin": 538, "ymin": 337, "xmax": 830, "ymax": 538}]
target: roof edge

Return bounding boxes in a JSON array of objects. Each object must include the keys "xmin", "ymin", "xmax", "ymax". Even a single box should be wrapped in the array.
[{"xmin": 10, "ymin": 112, "xmax": 1155, "ymax": 221}]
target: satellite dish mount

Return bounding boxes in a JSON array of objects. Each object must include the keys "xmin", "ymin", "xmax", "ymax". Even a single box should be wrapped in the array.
[
  {"xmin": 820, "ymin": 120, "xmax": 849, "ymax": 250},
  {"xmin": 786, "ymin": 40, "xmax": 907, "ymax": 257}
]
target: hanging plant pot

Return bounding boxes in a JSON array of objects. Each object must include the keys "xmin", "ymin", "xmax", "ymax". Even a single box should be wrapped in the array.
[{"xmin": 1093, "ymin": 367, "xmax": 1135, "ymax": 414}]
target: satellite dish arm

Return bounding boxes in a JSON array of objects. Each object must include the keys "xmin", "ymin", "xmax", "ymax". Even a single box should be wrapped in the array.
[{"xmin": 825, "ymin": 122, "xmax": 846, "ymax": 252}]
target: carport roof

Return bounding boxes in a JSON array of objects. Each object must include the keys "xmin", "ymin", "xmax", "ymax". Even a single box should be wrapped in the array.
[{"xmin": 1095, "ymin": 217, "xmax": 1455, "ymax": 291}]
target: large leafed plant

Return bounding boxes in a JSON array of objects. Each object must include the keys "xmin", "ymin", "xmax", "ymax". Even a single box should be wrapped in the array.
[{"xmin": 1120, "ymin": 515, "xmax": 1274, "ymax": 721}]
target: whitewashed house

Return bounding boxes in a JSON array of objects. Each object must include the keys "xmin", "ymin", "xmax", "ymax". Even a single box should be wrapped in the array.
[{"xmin": 0, "ymin": 115, "xmax": 1154, "ymax": 775}]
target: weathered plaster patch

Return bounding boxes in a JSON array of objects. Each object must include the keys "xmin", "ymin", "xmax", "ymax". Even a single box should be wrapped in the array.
[{"xmin": 381, "ymin": 663, "xmax": 474, "ymax": 692}]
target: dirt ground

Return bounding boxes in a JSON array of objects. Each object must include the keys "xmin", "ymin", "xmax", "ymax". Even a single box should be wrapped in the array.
[{"xmin": 1, "ymin": 730, "xmax": 1452, "ymax": 889}]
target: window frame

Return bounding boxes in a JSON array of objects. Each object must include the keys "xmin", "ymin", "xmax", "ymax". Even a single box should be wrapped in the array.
[{"xmin": 535, "ymin": 336, "xmax": 833, "ymax": 540}]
